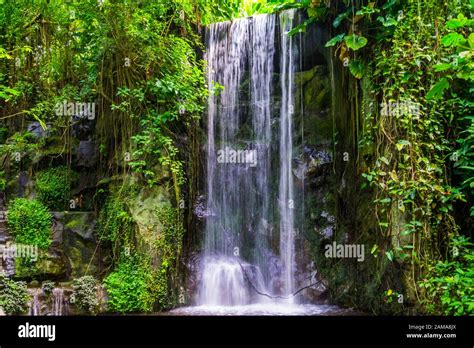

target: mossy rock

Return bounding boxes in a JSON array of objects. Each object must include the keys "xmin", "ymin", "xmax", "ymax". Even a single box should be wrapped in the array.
[
  {"xmin": 13, "ymin": 250, "xmax": 68, "ymax": 281},
  {"xmin": 127, "ymin": 185, "xmax": 171, "ymax": 245},
  {"xmin": 62, "ymin": 212, "xmax": 105, "ymax": 278}
]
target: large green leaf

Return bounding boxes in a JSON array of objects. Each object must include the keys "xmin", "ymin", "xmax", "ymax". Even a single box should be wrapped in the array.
[
  {"xmin": 426, "ymin": 78, "xmax": 450, "ymax": 100},
  {"xmin": 446, "ymin": 14, "xmax": 474, "ymax": 29},
  {"xmin": 441, "ymin": 32, "xmax": 465, "ymax": 47},
  {"xmin": 348, "ymin": 59, "xmax": 364, "ymax": 79},
  {"xmin": 344, "ymin": 34, "xmax": 368, "ymax": 50},
  {"xmin": 325, "ymin": 34, "xmax": 345, "ymax": 47},
  {"xmin": 333, "ymin": 10, "xmax": 350, "ymax": 28},
  {"xmin": 434, "ymin": 63, "xmax": 452, "ymax": 72}
]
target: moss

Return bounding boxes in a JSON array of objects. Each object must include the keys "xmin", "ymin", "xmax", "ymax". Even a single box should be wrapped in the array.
[
  {"xmin": 7, "ymin": 198, "xmax": 52, "ymax": 249},
  {"xmin": 36, "ymin": 166, "xmax": 76, "ymax": 210}
]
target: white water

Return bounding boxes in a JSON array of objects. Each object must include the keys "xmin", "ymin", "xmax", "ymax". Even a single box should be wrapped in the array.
[
  {"xmin": 52, "ymin": 288, "xmax": 69, "ymax": 316},
  {"xmin": 27, "ymin": 287, "xmax": 70, "ymax": 316},
  {"xmin": 199, "ymin": 256, "xmax": 248, "ymax": 306},
  {"xmin": 200, "ymin": 13, "xmax": 276, "ymax": 306},
  {"xmin": 278, "ymin": 9, "xmax": 296, "ymax": 301},
  {"xmin": 170, "ymin": 303, "xmax": 351, "ymax": 316},
  {"xmin": 197, "ymin": 10, "xmax": 307, "ymax": 310},
  {"xmin": 28, "ymin": 288, "xmax": 41, "ymax": 316}
]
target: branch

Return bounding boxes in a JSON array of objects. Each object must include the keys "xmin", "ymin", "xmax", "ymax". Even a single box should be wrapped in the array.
[{"xmin": 236, "ymin": 259, "xmax": 324, "ymax": 300}]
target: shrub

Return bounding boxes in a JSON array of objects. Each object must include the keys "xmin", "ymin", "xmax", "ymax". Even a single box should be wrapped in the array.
[
  {"xmin": 0, "ymin": 273, "xmax": 30, "ymax": 315},
  {"xmin": 103, "ymin": 254, "xmax": 157, "ymax": 313},
  {"xmin": 7, "ymin": 198, "xmax": 52, "ymax": 249},
  {"xmin": 72, "ymin": 276, "xmax": 99, "ymax": 315},
  {"xmin": 41, "ymin": 280, "xmax": 55, "ymax": 295},
  {"xmin": 419, "ymin": 236, "xmax": 474, "ymax": 315},
  {"xmin": 0, "ymin": 171, "xmax": 6, "ymax": 191},
  {"xmin": 36, "ymin": 166, "xmax": 75, "ymax": 210},
  {"xmin": 97, "ymin": 197, "xmax": 134, "ymax": 244}
]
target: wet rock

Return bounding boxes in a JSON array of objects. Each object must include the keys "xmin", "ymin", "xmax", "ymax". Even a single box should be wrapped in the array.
[
  {"xmin": 75, "ymin": 141, "xmax": 97, "ymax": 167},
  {"xmin": 62, "ymin": 212, "xmax": 104, "ymax": 278},
  {"xmin": 193, "ymin": 195, "xmax": 213, "ymax": 220},
  {"xmin": 27, "ymin": 122, "xmax": 49, "ymax": 138},
  {"xmin": 14, "ymin": 251, "xmax": 68, "ymax": 280}
]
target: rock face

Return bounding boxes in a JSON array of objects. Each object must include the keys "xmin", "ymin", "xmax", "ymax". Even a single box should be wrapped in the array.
[
  {"xmin": 10, "ymin": 212, "xmax": 110, "ymax": 281},
  {"xmin": 0, "ymin": 210, "xmax": 15, "ymax": 277},
  {"xmin": 127, "ymin": 184, "xmax": 171, "ymax": 245},
  {"xmin": 61, "ymin": 212, "xmax": 108, "ymax": 278}
]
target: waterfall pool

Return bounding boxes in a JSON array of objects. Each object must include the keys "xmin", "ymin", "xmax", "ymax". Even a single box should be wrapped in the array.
[{"xmin": 166, "ymin": 303, "xmax": 358, "ymax": 316}]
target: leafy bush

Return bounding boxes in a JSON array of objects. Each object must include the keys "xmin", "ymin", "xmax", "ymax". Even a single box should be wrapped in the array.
[
  {"xmin": 7, "ymin": 198, "xmax": 52, "ymax": 249},
  {"xmin": 0, "ymin": 132, "xmax": 41, "ymax": 169},
  {"xmin": 72, "ymin": 276, "xmax": 99, "ymax": 315},
  {"xmin": 103, "ymin": 254, "xmax": 157, "ymax": 313},
  {"xmin": 36, "ymin": 166, "xmax": 75, "ymax": 210},
  {"xmin": 0, "ymin": 273, "xmax": 30, "ymax": 315},
  {"xmin": 41, "ymin": 280, "xmax": 55, "ymax": 295},
  {"xmin": 0, "ymin": 171, "xmax": 6, "ymax": 191},
  {"xmin": 419, "ymin": 236, "xmax": 474, "ymax": 315},
  {"xmin": 97, "ymin": 196, "xmax": 134, "ymax": 244}
]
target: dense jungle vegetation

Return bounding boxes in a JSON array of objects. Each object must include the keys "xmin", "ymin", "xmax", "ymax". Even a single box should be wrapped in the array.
[{"xmin": 0, "ymin": 0, "xmax": 472, "ymax": 316}]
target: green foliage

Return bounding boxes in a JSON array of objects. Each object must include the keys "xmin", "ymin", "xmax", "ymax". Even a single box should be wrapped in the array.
[
  {"xmin": 154, "ymin": 205, "xmax": 185, "ymax": 309},
  {"xmin": 325, "ymin": 33, "xmax": 345, "ymax": 47},
  {"xmin": 0, "ymin": 273, "xmax": 29, "ymax": 315},
  {"xmin": 97, "ymin": 191, "xmax": 135, "ymax": 259},
  {"xmin": 325, "ymin": 0, "xmax": 472, "ymax": 314},
  {"xmin": 344, "ymin": 34, "xmax": 368, "ymax": 51},
  {"xmin": 425, "ymin": 9, "xmax": 474, "ymax": 219},
  {"xmin": 103, "ymin": 254, "xmax": 157, "ymax": 313},
  {"xmin": 36, "ymin": 166, "xmax": 75, "ymax": 210},
  {"xmin": 72, "ymin": 276, "xmax": 99, "ymax": 315},
  {"xmin": 419, "ymin": 236, "xmax": 474, "ymax": 315},
  {"xmin": 0, "ymin": 171, "xmax": 6, "ymax": 191},
  {"xmin": 361, "ymin": 1, "xmax": 464, "ymax": 258},
  {"xmin": 0, "ymin": 132, "xmax": 41, "ymax": 169},
  {"xmin": 102, "ymin": 204, "xmax": 184, "ymax": 313},
  {"xmin": 41, "ymin": 280, "xmax": 55, "ymax": 295},
  {"xmin": 7, "ymin": 198, "xmax": 52, "ymax": 249}
]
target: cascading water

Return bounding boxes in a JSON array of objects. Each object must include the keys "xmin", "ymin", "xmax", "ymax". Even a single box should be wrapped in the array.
[
  {"xmin": 28, "ymin": 288, "xmax": 41, "ymax": 316},
  {"xmin": 178, "ymin": 10, "xmax": 345, "ymax": 315},
  {"xmin": 199, "ymin": 13, "xmax": 275, "ymax": 306},
  {"xmin": 278, "ymin": 9, "xmax": 296, "ymax": 302},
  {"xmin": 170, "ymin": 9, "xmax": 354, "ymax": 316},
  {"xmin": 52, "ymin": 288, "xmax": 69, "ymax": 316},
  {"xmin": 198, "ymin": 10, "xmax": 302, "ymax": 307}
]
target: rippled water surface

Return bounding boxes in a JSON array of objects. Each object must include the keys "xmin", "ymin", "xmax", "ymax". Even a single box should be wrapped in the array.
[{"xmin": 167, "ymin": 304, "xmax": 357, "ymax": 316}]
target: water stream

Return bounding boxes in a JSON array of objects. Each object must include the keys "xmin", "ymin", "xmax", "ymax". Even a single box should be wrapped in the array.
[{"xmin": 174, "ymin": 10, "xmax": 342, "ymax": 316}]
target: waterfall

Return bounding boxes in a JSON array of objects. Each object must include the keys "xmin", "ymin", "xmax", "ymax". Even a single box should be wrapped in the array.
[
  {"xmin": 52, "ymin": 288, "xmax": 69, "ymax": 316},
  {"xmin": 199, "ymin": 11, "xmax": 299, "ymax": 306},
  {"xmin": 199, "ymin": 256, "xmax": 248, "ymax": 306},
  {"xmin": 278, "ymin": 9, "xmax": 297, "ymax": 301},
  {"xmin": 28, "ymin": 288, "xmax": 41, "ymax": 316}
]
